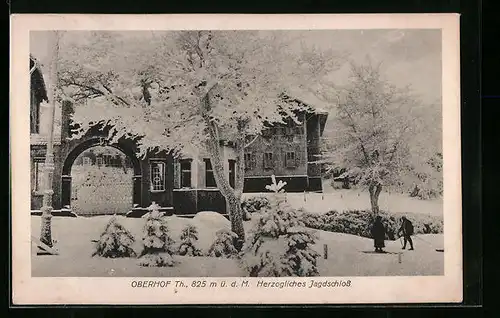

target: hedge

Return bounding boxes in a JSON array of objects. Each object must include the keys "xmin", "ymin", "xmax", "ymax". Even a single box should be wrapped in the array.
[
  {"xmin": 242, "ymin": 196, "xmax": 444, "ymax": 240},
  {"xmin": 300, "ymin": 209, "xmax": 443, "ymax": 240}
]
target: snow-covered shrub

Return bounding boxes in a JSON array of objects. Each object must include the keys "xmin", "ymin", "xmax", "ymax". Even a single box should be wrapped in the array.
[
  {"xmin": 240, "ymin": 227, "xmax": 320, "ymax": 277},
  {"xmin": 138, "ymin": 203, "xmax": 176, "ymax": 267},
  {"xmin": 207, "ymin": 229, "xmax": 239, "ymax": 258},
  {"xmin": 254, "ymin": 199, "xmax": 304, "ymax": 238},
  {"xmin": 177, "ymin": 224, "xmax": 203, "ymax": 257},
  {"xmin": 241, "ymin": 195, "xmax": 271, "ymax": 220},
  {"xmin": 241, "ymin": 247, "xmax": 286, "ymax": 277},
  {"xmin": 408, "ymin": 153, "xmax": 443, "ymax": 200},
  {"xmin": 301, "ymin": 210, "xmax": 396, "ymax": 239},
  {"xmin": 92, "ymin": 217, "xmax": 136, "ymax": 258},
  {"xmin": 241, "ymin": 196, "xmax": 271, "ymax": 214},
  {"xmin": 409, "ymin": 183, "xmax": 443, "ymax": 200},
  {"xmin": 281, "ymin": 228, "xmax": 320, "ymax": 276},
  {"xmin": 138, "ymin": 253, "xmax": 175, "ymax": 267},
  {"xmin": 301, "ymin": 209, "xmax": 443, "ymax": 239},
  {"xmin": 240, "ymin": 176, "xmax": 319, "ymax": 277},
  {"xmin": 411, "ymin": 214, "xmax": 444, "ymax": 234}
]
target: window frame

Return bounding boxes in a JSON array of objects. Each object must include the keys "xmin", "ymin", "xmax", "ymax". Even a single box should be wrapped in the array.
[
  {"xmin": 263, "ymin": 152, "xmax": 274, "ymax": 169},
  {"xmin": 285, "ymin": 151, "xmax": 297, "ymax": 168},
  {"xmin": 149, "ymin": 160, "xmax": 167, "ymax": 192},
  {"xmin": 244, "ymin": 152, "xmax": 255, "ymax": 170},
  {"xmin": 180, "ymin": 159, "xmax": 192, "ymax": 188},
  {"xmin": 228, "ymin": 159, "xmax": 236, "ymax": 188},
  {"xmin": 33, "ymin": 158, "xmax": 45, "ymax": 193},
  {"xmin": 204, "ymin": 158, "xmax": 217, "ymax": 188}
]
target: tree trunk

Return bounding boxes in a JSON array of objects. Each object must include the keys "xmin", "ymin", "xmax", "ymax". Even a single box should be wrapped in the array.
[
  {"xmin": 201, "ymin": 95, "xmax": 246, "ymax": 249},
  {"xmin": 369, "ymin": 182, "xmax": 382, "ymax": 215},
  {"xmin": 226, "ymin": 191, "xmax": 245, "ymax": 250},
  {"xmin": 206, "ymin": 136, "xmax": 246, "ymax": 248},
  {"xmin": 234, "ymin": 121, "xmax": 248, "ymax": 220}
]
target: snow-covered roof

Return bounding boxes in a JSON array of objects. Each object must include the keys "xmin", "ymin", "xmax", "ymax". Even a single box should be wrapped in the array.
[
  {"xmin": 284, "ymin": 86, "xmax": 332, "ymax": 115},
  {"xmin": 280, "ymin": 91, "xmax": 329, "ymax": 136}
]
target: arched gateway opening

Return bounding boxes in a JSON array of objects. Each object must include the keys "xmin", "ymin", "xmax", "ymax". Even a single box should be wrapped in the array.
[{"xmin": 61, "ymin": 137, "xmax": 143, "ymax": 215}]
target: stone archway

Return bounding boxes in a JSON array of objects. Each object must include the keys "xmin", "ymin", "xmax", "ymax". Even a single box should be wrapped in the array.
[{"xmin": 60, "ymin": 136, "xmax": 143, "ymax": 214}]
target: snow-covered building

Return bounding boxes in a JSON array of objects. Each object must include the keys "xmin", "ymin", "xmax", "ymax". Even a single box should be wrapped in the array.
[
  {"xmin": 242, "ymin": 96, "xmax": 328, "ymax": 193},
  {"xmin": 29, "ymin": 55, "xmax": 328, "ymax": 217},
  {"xmin": 29, "ymin": 55, "xmax": 70, "ymax": 215}
]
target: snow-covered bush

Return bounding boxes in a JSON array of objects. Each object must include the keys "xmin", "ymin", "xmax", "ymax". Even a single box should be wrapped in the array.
[
  {"xmin": 177, "ymin": 224, "xmax": 203, "ymax": 257},
  {"xmin": 240, "ymin": 227, "xmax": 320, "ymax": 277},
  {"xmin": 138, "ymin": 203, "xmax": 176, "ymax": 267},
  {"xmin": 409, "ymin": 152, "xmax": 443, "ymax": 200},
  {"xmin": 138, "ymin": 253, "xmax": 175, "ymax": 267},
  {"xmin": 241, "ymin": 196, "xmax": 271, "ymax": 214},
  {"xmin": 280, "ymin": 228, "xmax": 320, "ymax": 276},
  {"xmin": 207, "ymin": 229, "xmax": 239, "ymax": 258},
  {"xmin": 252, "ymin": 175, "xmax": 301, "ymax": 238},
  {"xmin": 240, "ymin": 175, "xmax": 319, "ymax": 277},
  {"xmin": 92, "ymin": 217, "xmax": 137, "ymax": 258},
  {"xmin": 254, "ymin": 199, "xmax": 304, "ymax": 238},
  {"xmin": 241, "ymin": 248, "xmax": 286, "ymax": 277},
  {"xmin": 301, "ymin": 209, "xmax": 443, "ymax": 239},
  {"xmin": 409, "ymin": 183, "xmax": 443, "ymax": 200}
]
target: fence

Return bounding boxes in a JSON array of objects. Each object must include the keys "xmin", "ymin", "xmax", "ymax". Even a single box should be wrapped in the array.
[{"xmin": 241, "ymin": 189, "xmax": 443, "ymax": 216}]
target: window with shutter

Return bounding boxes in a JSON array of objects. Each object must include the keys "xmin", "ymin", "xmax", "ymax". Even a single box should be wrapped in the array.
[
  {"xmin": 285, "ymin": 151, "xmax": 296, "ymax": 168},
  {"xmin": 244, "ymin": 152, "xmax": 256, "ymax": 170},
  {"xmin": 263, "ymin": 152, "xmax": 274, "ymax": 169}
]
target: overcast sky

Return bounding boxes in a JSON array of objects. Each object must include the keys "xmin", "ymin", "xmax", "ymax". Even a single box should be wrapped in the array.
[{"xmin": 31, "ymin": 29, "xmax": 441, "ymax": 121}]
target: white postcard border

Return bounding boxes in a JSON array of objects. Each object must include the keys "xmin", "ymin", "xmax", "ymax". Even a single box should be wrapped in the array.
[{"xmin": 11, "ymin": 13, "xmax": 462, "ymax": 305}]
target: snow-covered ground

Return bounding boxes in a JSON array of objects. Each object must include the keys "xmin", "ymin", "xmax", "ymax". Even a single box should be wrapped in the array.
[
  {"xmin": 31, "ymin": 213, "xmax": 443, "ymax": 277},
  {"xmin": 242, "ymin": 188, "xmax": 443, "ymax": 216}
]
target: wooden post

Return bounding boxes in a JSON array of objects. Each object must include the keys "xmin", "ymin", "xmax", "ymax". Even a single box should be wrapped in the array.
[
  {"xmin": 398, "ymin": 252, "xmax": 402, "ymax": 264},
  {"xmin": 323, "ymin": 244, "xmax": 328, "ymax": 259}
]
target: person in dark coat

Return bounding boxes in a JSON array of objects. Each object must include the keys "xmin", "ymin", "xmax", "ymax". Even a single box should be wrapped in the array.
[
  {"xmin": 397, "ymin": 216, "xmax": 414, "ymax": 250},
  {"xmin": 371, "ymin": 216, "xmax": 386, "ymax": 253}
]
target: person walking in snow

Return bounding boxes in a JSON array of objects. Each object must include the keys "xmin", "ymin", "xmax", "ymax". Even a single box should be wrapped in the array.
[
  {"xmin": 398, "ymin": 216, "xmax": 414, "ymax": 250},
  {"xmin": 371, "ymin": 215, "xmax": 386, "ymax": 253}
]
